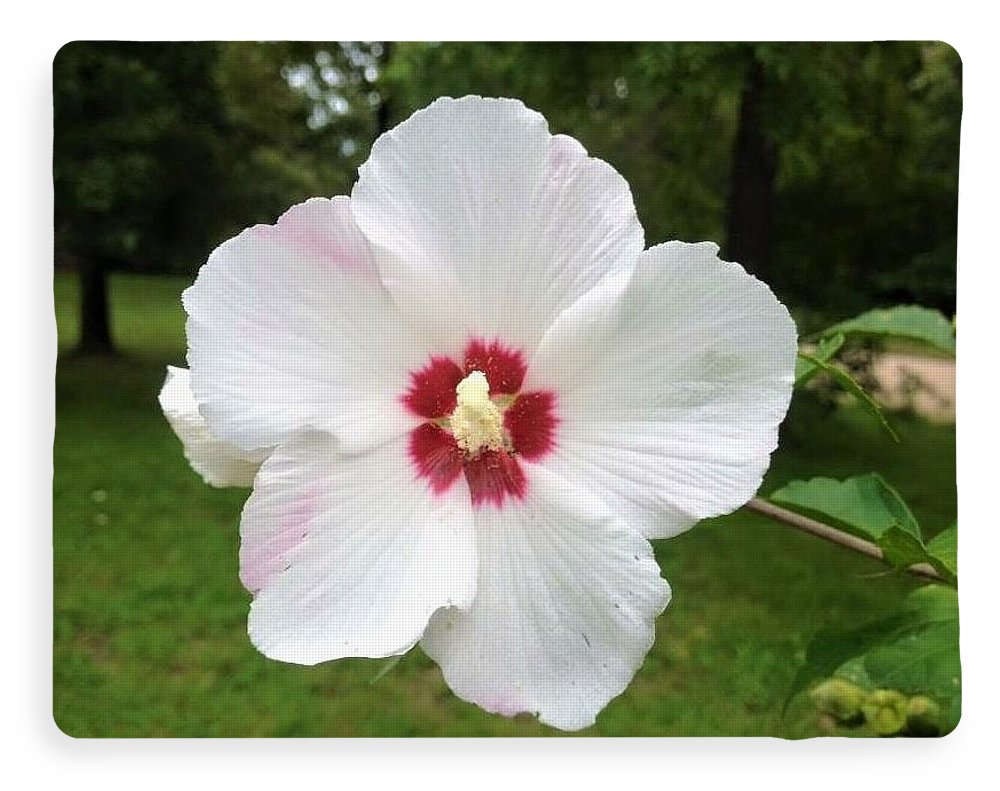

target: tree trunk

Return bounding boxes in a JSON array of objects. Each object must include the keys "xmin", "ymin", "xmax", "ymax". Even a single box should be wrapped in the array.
[
  {"xmin": 724, "ymin": 54, "xmax": 778, "ymax": 279},
  {"xmin": 77, "ymin": 258, "xmax": 114, "ymax": 355}
]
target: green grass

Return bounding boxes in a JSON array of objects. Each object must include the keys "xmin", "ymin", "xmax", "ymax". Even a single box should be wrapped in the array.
[{"xmin": 53, "ymin": 272, "xmax": 957, "ymax": 737}]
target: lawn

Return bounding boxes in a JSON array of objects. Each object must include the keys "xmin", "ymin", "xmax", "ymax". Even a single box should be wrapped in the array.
[{"xmin": 52, "ymin": 272, "xmax": 957, "ymax": 737}]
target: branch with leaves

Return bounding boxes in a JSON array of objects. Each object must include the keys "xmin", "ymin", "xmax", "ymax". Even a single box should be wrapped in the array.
[
  {"xmin": 744, "ymin": 496, "xmax": 948, "ymax": 583},
  {"xmin": 755, "ymin": 303, "xmax": 959, "ymax": 736}
]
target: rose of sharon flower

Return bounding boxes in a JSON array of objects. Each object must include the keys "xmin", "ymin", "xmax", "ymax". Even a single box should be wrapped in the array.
[
  {"xmin": 158, "ymin": 366, "xmax": 268, "ymax": 487},
  {"xmin": 161, "ymin": 96, "xmax": 797, "ymax": 731}
]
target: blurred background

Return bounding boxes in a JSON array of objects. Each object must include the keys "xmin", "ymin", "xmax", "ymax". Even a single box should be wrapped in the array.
[{"xmin": 53, "ymin": 42, "xmax": 959, "ymax": 737}]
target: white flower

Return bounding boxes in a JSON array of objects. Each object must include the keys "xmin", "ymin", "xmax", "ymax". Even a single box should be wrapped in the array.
[
  {"xmin": 161, "ymin": 96, "xmax": 798, "ymax": 731},
  {"xmin": 158, "ymin": 365, "xmax": 267, "ymax": 487}
]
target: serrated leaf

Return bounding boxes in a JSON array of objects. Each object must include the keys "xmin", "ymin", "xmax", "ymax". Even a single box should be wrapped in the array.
[
  {"xmin": 820, "ymin": 305, "xmax": 956, "ymax": 354},
  {"xmin": 795, "ymin": 334, "xmax": 845, "ymax": 386},
  {"xmin": 770, "ymin": 473, "xmax": 921, "ymax": 545},
  {"xmin": 769, "ymin": 474, "xmax": 958, "ymax": 582},
  {"xmin": 797, "ymin": 351, "xmax": 898, "ymax": 440}
]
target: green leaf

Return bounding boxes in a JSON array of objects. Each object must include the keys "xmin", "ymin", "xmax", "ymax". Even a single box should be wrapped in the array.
[
  {"xmin": 797, "ymin": 351, "xmax": 898, "ymax": 441},
  {"xmin": 926, "ymin": 524, "xmax": 958, "ymax": 580},
  {"xmin": 795, "ymin": 333, "xmax": 845, "ymax": 386},
  {"xmin": 784, "ymin": 612, "xmax": 902, "ymax": 713},
  {"xmin": 770, "ymin": 474, "xmax": 957, "ymax": 585},
  {"xmin": 788, "ymin": 585, "xmax": 962, "ymax": 733},
  {"xmin": 878, "ymin": 525, "xmax": 933, "ymax": 570},
  {"xmin": 863, "ymin": 586, "xmax": 961, "ymax": 732},
  {"xmin": 819, "ymin": 305, "xmax": 956, "ymax": 354},
  {"xmin": 770, "ymin": 473, "xmax": 921, "ymax": 545}
]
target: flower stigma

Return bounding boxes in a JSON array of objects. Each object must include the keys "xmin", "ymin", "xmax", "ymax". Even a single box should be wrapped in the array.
[{"xmin": 450, "ymin": 370, "xmax": 509, "ymax": 454}]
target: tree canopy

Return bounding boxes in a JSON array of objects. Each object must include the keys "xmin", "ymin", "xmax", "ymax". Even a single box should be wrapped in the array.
[{"xmin": 54, "ymin": 41, "xmax": 960, "ymax": 352}]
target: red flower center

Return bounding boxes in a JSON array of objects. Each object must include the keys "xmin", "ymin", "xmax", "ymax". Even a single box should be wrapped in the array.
[{"xmin": 402, "ymin": 338, "xmax": 558, "ymax": 508}]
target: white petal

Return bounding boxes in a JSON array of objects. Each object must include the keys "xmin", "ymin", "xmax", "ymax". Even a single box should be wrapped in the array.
[
  {"xmin": 421, "ymin": 463, "xmax": 670, "ymax": 731},
  {"xmin": 157, "ymin": 366, "xmax": 266, "ymax": 487},
  {"xmin": 183, "ymin": 196, "xmax": 430, "ymax": 454},
  {"xmin": 527, "ymin": 242, "xmax": 798, "ymax": 539},
  {"xmin": 350, "ymin": 96, "xmax": 643, "ymax": 358},
  {"xmin": 243, "ymin": 432, "xmax": 477, "ymax": 664}
]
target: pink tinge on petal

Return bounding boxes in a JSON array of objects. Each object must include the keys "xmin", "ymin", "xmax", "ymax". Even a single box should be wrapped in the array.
[
  {"xmin": 463, "ymin": 338, "xmax": 527, "ymax": 394},
  {"xmin": 463, "ymin": 450, "xmax": 527, "ymax": 508},
  {"xmin": 547, "ymin": 133, "xmax": 587, "ymax": 177},
  {"xmin": 401, "ymin": 356, "xmax": 465, "ymax": 419},
  {"xmin": 408, "ymin": 423, "xmax": 465, "ymax": 495},
  {"xmin": 253, "ymin": 198, "xmax": 380, "ymax": 282},
  {"xmin": 482, "ymin": 691, "xmax": 530, "ymax": 719},
  {"xmin": 240, "ymin": 491, "xmax": 321, "ymax": 593},
  {"xmin": 505, "ymin": 390, "xmax": 559, "ymax": 461}
]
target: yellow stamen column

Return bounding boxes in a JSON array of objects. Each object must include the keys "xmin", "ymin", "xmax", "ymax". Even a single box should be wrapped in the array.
[{"xmin": 451, "ymin": 371, "xmax": 508, "ymax": 454}]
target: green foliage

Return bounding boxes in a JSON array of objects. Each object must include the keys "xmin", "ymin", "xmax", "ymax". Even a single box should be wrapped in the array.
[
  {"xmin": 772, "ymin": 42, "xmax": 960, "ymax": 318},
  {"xmin": 769, "ymin": 474, "xmax": 956, "ymax": 583},
  {"xmin": 926, "ymin": 525, "xmax": 958, "ymax": 579},
  {"xmin": 792, "ymin": 585, "xmax": 960, "ymax": 735},
  {"xmin": 771, "ymin": 473, "xmax": 920, "ymax": 542},
  {"xmin": 54, "ymin": 42, "xmax": 221, "ymax": 268},
  {"xmin": 794, "ymin": 352, "xmax": 898, "ymax": 440},
  {"xmin": 865, "ymin": 586, "xmax": 961, "ymax": 713},
  {"xmin": 819, "ymin": 305, "xmax": 956, "ymax": 354},
  {"xmin": 55, "ymin": 41, "xmax": 959, "ymax": 318},
  {"xmin": 793, "ymin": 304, "xmax": 956, "ymax": 444},
  {"xmin": 795, "ymin": 334, "xmax": 845, "ymax": 386},
  {"xmin": 52, "ymin": 40, "xmax": 960, "ymax": 735},
  {"xmin": 54, "ymin": 273, "xmax": 958, "ymax": 737},
  {"xmin": 53, "ymin": 42, "xmax": 360, "ymax": 273}
]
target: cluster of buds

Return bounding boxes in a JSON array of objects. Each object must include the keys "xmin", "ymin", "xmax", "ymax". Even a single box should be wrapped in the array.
[{"xmin": 809, "ymin": 677, "xmax": 942, "ymax": 736}]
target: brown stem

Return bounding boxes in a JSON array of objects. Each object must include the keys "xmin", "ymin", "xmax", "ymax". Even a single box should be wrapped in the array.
[{"xmin": 744, "ymin": 497, "xmax": 944, "ymax": 583}]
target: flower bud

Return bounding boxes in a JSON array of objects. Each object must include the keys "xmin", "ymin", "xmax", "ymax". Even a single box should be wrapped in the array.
[
  {"xmin": 809, "ymin": 678, "xmax": 865, "ymax": 726},
  {"xmin": 862, "ymin": 689, "xmax": 908, "ymax": 736}
]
